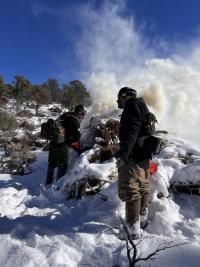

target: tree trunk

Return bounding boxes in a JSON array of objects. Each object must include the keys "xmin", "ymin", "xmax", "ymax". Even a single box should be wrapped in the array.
[{"xmin": 35, "ymin": 102, "xmax": 39, "ymax": 116}]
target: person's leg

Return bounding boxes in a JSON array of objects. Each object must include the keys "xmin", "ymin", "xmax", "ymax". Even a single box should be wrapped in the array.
[
  {"xmin": 125, "ymin": 198, "xmax": 141, "ymax": 225},
  {"xmin": 57, "ymin": 164, "xmax": 68, "ymax": 180},
  {"xmin": 45, "ymin": 142, "xmax": 57, "ymax": 185},
  {"xmin": 45, "ymin": 165, "xmax": 55, "ymax": 185},
  {"xmin": 141, "ymin": 193, "xmax": 149, "ymax": 213},
  {"xmin": 118, "ymin": 160, "xmax": 141, "ymax": 204},
  {"xmin": 140, "ymin": 168, "xmax": 150, "ymax": 228},
  {"xmin": 56, "ymin": 143, "xmax": 69, "ymax": 181},
  {"xmin": 118, "ymin": 160, "xmax": 142, "ymax": 238}
]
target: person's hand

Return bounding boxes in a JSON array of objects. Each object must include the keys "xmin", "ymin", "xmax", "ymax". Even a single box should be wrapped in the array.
[
  {"xmin": 117, "ymin": 151, "xmax": 128, "ymax": 168},
  {"xmin": 71, "ymin": 141, "xmax": 80, "ymax": 152},
  {"xmin": 117, "ymin": 159, "xmax": 125, "ymax": 168}
]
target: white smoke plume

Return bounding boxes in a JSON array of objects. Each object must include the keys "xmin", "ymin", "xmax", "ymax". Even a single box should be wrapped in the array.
[{"xmin": 75, "ymin": 1, "xmax": 200, "ymax": 145}]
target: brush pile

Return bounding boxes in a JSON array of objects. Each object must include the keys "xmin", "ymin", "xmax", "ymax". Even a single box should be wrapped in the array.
[
  {"xmin": 88, "ymin": 118, "xmax": 120, "ymax": 163},
  {"xmin": 62, "ymin": 176, "xmax": 109, "ymax": 201}
]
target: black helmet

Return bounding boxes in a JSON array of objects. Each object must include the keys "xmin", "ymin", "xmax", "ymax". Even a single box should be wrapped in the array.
[
  {"xmin": 74, "ymin": 104, "xmax": 87, "ymax": 115},
  {"xmin": 118, "ymin": 87, "xmax": 137, "ymax": 98}
]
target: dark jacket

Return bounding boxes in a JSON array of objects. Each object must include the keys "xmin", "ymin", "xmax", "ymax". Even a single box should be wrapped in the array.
[
  {"xmin": 119, "ymin": 96, "xmax": 151, "ymax": 168},
  {"xmin": 60, "ymin": 112, "xmax": 81, "ymax": 145}
]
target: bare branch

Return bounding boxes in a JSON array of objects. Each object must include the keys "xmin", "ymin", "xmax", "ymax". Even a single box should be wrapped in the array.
[
  {"xmin": 135, "ymin": 240, "xmax": 191, "ymax": 264},
  {"xmin": 118, "ymin": 215, "xmax": 190, "ymax": 267},
  {"xmin": 118, "ymin": 215, "xmax": 138, "ymax": 266}
]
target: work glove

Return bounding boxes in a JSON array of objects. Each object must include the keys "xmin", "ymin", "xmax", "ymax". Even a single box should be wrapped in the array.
[
  {"xmin": 71, "ymin": 141, "xmax": 81, "ymax": 152},
  {"xmin": 116, "ymin": 159, "xmax": 125, "ymax": 168},
  {"xmin": 116, "ymin": 150, "xmax": 129, "ymax": 168}
]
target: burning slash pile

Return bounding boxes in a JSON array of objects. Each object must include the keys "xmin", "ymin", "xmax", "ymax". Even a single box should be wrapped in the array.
[
  {"xmin": 62, "ymin": 116, "xmax": 200, "ymax": 200},
  {"xmin": 89, "ymin": 118, "xmax": 120, "ymax": 163},
  {"xmin": 61, "ymin": 118, "xmax": 120, "ymax": 200}
]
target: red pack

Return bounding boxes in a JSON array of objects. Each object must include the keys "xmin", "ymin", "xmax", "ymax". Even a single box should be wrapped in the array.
[{"xmin": 149, "ymin": 161, "xmax": 158, "ymax": 175}]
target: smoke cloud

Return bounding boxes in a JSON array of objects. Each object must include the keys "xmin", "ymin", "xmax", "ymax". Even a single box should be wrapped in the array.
[{"xmin": 75, "ymin": 1, "xmax": 200, "ymax": 146}]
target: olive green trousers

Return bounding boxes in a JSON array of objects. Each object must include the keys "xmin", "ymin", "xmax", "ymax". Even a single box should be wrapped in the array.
[{"xmin": 45, "ymin": 142, "xmax": 69, "ymax": 185}]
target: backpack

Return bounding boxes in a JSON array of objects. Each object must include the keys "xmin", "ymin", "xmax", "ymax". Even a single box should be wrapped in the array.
[
  {"xmin": 143, "ymin": 112, "xmax": 157, "ymax": 135},
  {"xmin": 135, "ymin": 98, "xmax": 157, "ymax": 135},
  {"xmin": 135, "ymin": 98, "xmax": 162, "ymax": 154},
  {"xmin": 40, "ymin": 118, "xmax": 65, "ymax": 144},
  {"xmin": 59, "ymin": 112, "xmax": 81, "ymax": 145}
]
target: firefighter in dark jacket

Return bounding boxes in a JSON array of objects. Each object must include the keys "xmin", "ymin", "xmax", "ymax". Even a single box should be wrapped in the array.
[
  {"xmin": 117, "ymin": 87, "xmax": 151, "ymax": 239},
  {"xmin": 45, "ymin": 104, "xmax": 86, "ymax": 186},
  {"xmin": 60, "ymin": 104, "xmax": 86, "ymax": 147}
]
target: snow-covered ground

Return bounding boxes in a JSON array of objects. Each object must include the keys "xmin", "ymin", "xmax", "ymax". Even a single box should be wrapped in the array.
[
  {"xmin": 0, "ymin": 129, "xmax": 200, "ymax": 266},
  {"xmin": 0, "ymin": 100, "xmax": 200, "ymax": 266}
]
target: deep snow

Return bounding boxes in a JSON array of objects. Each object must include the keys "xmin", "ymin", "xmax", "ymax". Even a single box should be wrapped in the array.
[
  {"xmin": 0, "ymin": 101, "xmax": 199, "ymax": 266},
  {"xmin": 0, "ymin": 131, "xmax": 200, "ymax": 266}
]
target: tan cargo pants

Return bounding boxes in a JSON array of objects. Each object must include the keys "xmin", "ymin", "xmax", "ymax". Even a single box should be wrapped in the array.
[{"xmin": 118, "ymin": 159, "xmax": 149, "ymax": 202}]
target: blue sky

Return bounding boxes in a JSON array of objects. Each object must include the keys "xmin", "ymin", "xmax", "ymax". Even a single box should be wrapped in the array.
[{"xmin": 0, "ymin": 0, "xmax": 200, "ymax": 85}]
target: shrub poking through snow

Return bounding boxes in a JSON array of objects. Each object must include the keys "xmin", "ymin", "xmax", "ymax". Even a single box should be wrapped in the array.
[
  {"xmin": 177, "ymin": 152, "xmax": 194, "ymax": 165},
  {"xmin": 17, "ymin": 109, "xmax": 33, "ymax": 118},
  {"xmin": 0, "ymin": 137, "xmax": 36, "ymax": 175},
  {"xmin": 170, "ymin": 182, "xmax": 200, "ymax": 196},
  {"xmin": 19, "ymin": 120, "xmax": 35, "ymax": 131},
  {"xmin": 0, "ymin": 109, "xmax": 18, "ymax": 132},
  {"xmin": 118, "ymin": 216, "xmax": 190, "ymax": 267},
  {"xmin": 48, "ymin": 106, "xmax": 62, "ymax": 114}
]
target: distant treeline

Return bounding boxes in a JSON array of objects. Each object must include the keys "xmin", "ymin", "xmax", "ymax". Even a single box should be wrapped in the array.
[{"xmin": 0, "ymin": 75, "xmax": 92, "ymax": 114}]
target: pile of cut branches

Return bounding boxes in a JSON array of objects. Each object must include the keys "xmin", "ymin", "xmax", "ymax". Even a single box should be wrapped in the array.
[
  {"xmin": 93, "ymin": 119, "xmax": 120, "ymax": 146},
  {"xmin": 177, "ymin": 152, "xmax": 194, "ymax": 165},
  {"xmin": 89, "ymin": 144, "xmax": 119, "ymax": 163},
  {"xmin": 88, "ymin": 118, "xmax": 120, "ymax": 163},
  {"xmin": 62, "ymin": 175, "xmax": 109, "ymax": 201},
  {"xmin": 170, "ymin": 182, "xmax": 200, "ymax": 196}
]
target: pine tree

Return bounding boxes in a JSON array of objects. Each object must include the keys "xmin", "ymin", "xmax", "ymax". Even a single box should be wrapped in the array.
[
  {"xmin": 12, "ymin": 75, "xmax": 32, "ymax": 110},
  {"xmin": 62, "ymin": 80, "xmax": 92, "ymax": 109},
  {"xmin": 46, "ymin": 78, "xmax": 62, "ymax": 103},
  {"xmin": 31, "ymin": 84, "xmax": 51, "ymax": 115},
  {"xmin": 0, "ymin": 76, "xmax": 5, "ymax": 96}
]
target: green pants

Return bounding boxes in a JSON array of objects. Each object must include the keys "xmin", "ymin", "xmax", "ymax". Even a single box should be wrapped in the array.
[
  {"xmin": 118, "ymin": 159, "xmax": 149, "ymax": 202},
  {"xmin": 48, "ymin": 142, "xmax": 69, "ymax": 167},
  {"xmin": 46, "ymin": 142, "xmax": 69, "ymax": 185}
]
